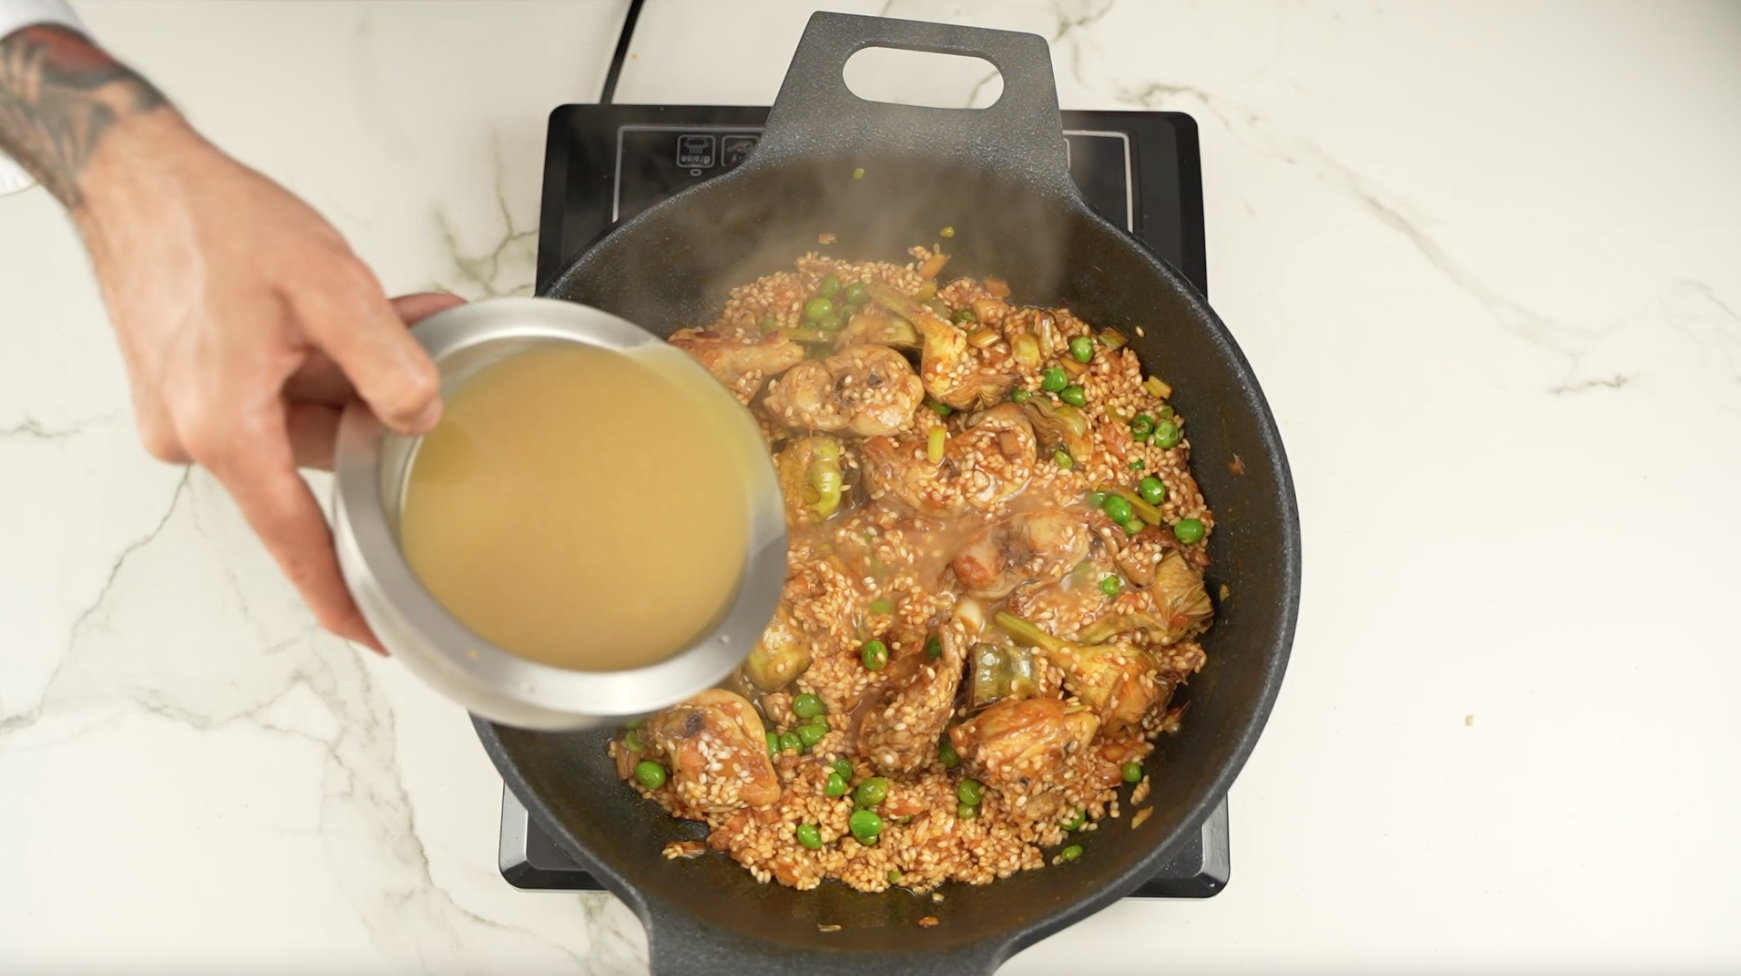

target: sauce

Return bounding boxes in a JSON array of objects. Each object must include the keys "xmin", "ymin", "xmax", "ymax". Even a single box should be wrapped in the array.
[{"xmin": 399, "ymin": 343, "xmax": 753, "ymax": 672}]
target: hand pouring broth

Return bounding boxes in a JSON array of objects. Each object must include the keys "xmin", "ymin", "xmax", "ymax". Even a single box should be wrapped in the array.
[{"xmin": 398, "ymin": 343, "xmax": 753, "ymax": 672}]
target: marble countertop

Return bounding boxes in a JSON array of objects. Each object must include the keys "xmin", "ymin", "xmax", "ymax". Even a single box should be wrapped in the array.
[{"xmin": 3, "ymin": 1, "xmax": 1739, "ymax": 972}]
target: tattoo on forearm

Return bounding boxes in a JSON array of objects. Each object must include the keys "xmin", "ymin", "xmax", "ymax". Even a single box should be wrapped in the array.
[{"xmin": 0, "ymin": 26, "xmax": 167, "ymax": 206}]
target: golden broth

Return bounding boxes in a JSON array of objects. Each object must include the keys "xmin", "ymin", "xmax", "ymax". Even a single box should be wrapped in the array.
[{"xmin": 399, "ymin": 343, "xmax": 751, "ymax": 672}]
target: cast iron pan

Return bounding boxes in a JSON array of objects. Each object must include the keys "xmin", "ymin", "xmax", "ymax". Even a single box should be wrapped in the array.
[{"xmin": 473, "ymin": 13, "xmax": 1300, "ymax": 974}]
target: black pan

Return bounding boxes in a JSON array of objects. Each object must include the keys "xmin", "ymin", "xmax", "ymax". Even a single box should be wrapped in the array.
[{"xmin": 474, "ymin": 13, "xmax": 1300, "ymax": 975}]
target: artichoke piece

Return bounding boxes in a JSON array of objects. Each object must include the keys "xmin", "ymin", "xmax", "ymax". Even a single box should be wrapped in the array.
[
  {"xmin": 742, "ymin": 607, "xmax": 811, "ymax": 692},
  {"xmin": 773, "ymin": 436, "xmax": 843, "ymax": 525},
  {"xmin": 1020, "ymin": 398, "xmax": 1093, "ymax": 463},
  {"xmin": 969, "ymin": 643, "xmax": 1038, "ymax": 711}
]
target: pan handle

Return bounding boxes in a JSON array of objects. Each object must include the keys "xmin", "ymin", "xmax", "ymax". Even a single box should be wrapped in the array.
[
  {"xmin": 745, "ymin": 11, "xmax": 1074, "ymax": 197},
  {"xmin": 641, "ymin": 898, "xmax": 1011, "ymax": 976}
]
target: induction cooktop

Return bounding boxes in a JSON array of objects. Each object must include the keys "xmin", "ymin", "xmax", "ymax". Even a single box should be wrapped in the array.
[{"xmin": 500, "ymin": 99, "xmax": 1228, "ymax": 900}]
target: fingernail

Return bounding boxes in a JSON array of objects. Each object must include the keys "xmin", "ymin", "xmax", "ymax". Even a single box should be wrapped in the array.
[{"xmin": 407, "ymin": 399, "xmax": 442, "ymax": 435}]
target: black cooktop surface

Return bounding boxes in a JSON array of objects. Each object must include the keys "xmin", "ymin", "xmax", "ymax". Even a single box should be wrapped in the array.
[{"xmin": 506, "ymin": 103, "xmax": 1226, "ymax": 899}]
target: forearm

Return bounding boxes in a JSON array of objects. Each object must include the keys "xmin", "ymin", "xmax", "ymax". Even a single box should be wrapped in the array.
[{"xmin": 0, "ymin": 23, "xmax": 175, "ymax": 208}]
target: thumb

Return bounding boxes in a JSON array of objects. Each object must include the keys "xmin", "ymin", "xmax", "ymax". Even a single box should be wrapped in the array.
[{"xmin": 294, "ymin": 261, "xmax": 444, "ymax": 435}]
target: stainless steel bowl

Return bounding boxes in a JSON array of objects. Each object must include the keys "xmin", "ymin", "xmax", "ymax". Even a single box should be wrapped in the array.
[{"xmin": 331, "ymin": 297, "xmax": 787, "ymax": 730}]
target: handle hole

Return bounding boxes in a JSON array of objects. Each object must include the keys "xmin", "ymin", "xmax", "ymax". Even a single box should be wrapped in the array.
[{"xmin": 842, "ymin": 47, "xmax": 1004, "ymax": 110}]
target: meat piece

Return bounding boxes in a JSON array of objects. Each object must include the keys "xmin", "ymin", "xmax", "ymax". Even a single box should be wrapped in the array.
[
  {"xmin": 948, "ymin": 698, "xmax": 1099, "ymax": 794},
  {"xmin": 642, "ymin": 689, "xmax": 781, "ymax": 816},
  {"xmin": 952, "ymin": 509, "xmax": 1089, "ymax": 600},
  {"xmin": 1077, "ymin": 551, "xmax": 1213, "ymax": 646},
  {"xmin": 1041, "ymin": 641, "xmax": 1164, "ymax": 736},
  {"xmin": 669, "ymin": 328, "xmax": 804, "ymax": 403},
  {"xmin": 866, "ymin": 282, "xmax": 1017, "ymax": 409},
  {"xmin": 860, "ymin": 403, "xmax": 1035, "ymax": 518},
  {"xmin": 741, "ymin": 605, "xmax": 811, "ymax": 692},
  {"xmin": 856, "ymin": 601, "xmax": 979, "ymax": 774},
  {"xmin": 762, "ymin": 344, "xmax": 924, "ymax": 436}
]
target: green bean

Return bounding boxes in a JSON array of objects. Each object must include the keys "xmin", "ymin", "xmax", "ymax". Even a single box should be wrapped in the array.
[
  {"xmin": 956, "ymin": 778, "xmax": 983, "ymax": 807},
  {"xmin": 854, "ymin": 777, "xmax": 889, "ymax": 808},
  {"xmin": 633, "ymin": 760, "xmax": 667, "ymax": 790},
  {"xmin": 793, "ymin": 693, "xmax": 826, "ymax": 720},
  {"xmin": 849, "ymin": 808, "xmax": 884, "ymax": 845}
]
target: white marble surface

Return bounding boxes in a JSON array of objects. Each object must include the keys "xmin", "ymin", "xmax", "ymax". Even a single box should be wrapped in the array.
[{"xmin": 2, "ymin": 1, "xmax": 1738, "ymax": 972}]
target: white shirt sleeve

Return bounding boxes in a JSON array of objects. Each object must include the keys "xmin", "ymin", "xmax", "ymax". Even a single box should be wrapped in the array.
[{"xmin": 0, "ymin": 0, "xmax": 83, "ymax": 40}]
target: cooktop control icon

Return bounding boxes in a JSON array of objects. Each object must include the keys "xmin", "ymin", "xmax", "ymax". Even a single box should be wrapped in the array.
[
  {"xmin": 676, "ymin": 134, "xmax": 715, "ymax": 168},
  {"xmin": 721, "ymin": 134, "xmax": 759, "ymax": 168}
]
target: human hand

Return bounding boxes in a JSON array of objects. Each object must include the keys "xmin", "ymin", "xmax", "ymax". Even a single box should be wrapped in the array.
[{"xmin": 73, "ymin": 112, "xmax": 463, "ymax": 652}]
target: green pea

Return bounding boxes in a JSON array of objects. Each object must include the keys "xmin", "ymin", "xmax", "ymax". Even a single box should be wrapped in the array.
[
  {"xmin": 1061, "ymin": 808, "xmax": 1086, "ymax": 831},
  {"xmin": 779, "ymin": 731, "xmax": 802, "ymax": 753},
  {"xmin": 852, "ymin": 167, "xmax": 865, "ymax": 179},
  {"xmin": 940, "ymin": 225, "xmax": 955, "ymax": 238},
  {"xmin": 1151, "ymin": 420, "xmax": 1180, "ymax": 449},
  {"xmin": 1069, "ymin": 336, "xmax": 1095, "ymax": 363},
  {"xmin": 824, "ymin": 771, "xmax": 849, "ymax": 797},
  {"xmin": 623, "ymin": 728, "xmax": 643, "ymax": 752},
  {"xmin": 765, "ymin": 731, "xmax": 779, "ymax": 756},
  {"xmin": 1101, "ymin": 495, "xmax": 1133, "ymax": 524},
  {"xmin": 952, "ymin": 307, "xmax": 977, "ymax": 325},
  {"xmin": 1157, "ymin": 405, "xmax": 1175, "ymax": 420},
  {"xmin": 1173, "ymin": 517, "xmax": 1205, "ymax": 545},
  {"xmin": 849, "ymin": 808, "xmax": 884, "ymax": 845},
  {"xmin": 1040, "ymin": 367, "xmax": 1068, "ymax": 392},
  {"xmin": 1060, "ymin": 844, "xmax": 1082, "ymax": 862},
  {"xmin": 888, "ymin": 869, "xmax": 903, "ymax": 885},
  {"xmin": 1122, "ymin": 518, "xmax": 1144, "ymax": 536},
  {"xmin": 1053, "ymin": 449, "xmax": 1074, "ymax": 469},
  {"xmin": 925, "ymin": 635, "xmax": 942, "ymax": 660},
  {"xmin": 861, "ymin": 639, "xmax": 888, "ymax": 671},
  {"xmin": 795, "ymin": 823, "xmax": 823, "ymax": 850},
  {"xmin": 1059, "ymin": 385, "xmax": 1087, "ymax": 407},
  {"xmin": 797, "ymin": 722, "xmax": 827, "ymax": 748},
  {"xmin": 1121, "ymin": 761, "xmax": 1143, "ymax": 783},
  {"xmin": 1138, "ymin": 476, "xmax": 1166, "ymax": 505},
  {"xmin": 843, "ymin": 280, "xmax": 869, "ymax": 306},
  {"xmin": 831, "ymin": 758, "xmax": 853, "ymax": 780},
  {"xmin": 1010, "ymin": 388, "xmax": 1030, "ymax": 403},
  {"xmin": 760, "ymin": 315, "xmax": 779, "ymax": 332},
  {"xmin": 957, "ymin": 802, "xmax": 979, "ymax": 820},
  {"xmin": 956, "ymin": 778, "xmax": 983, "ymax": 807},
  {"xmin": 1087, "ymin": 490, "xmax": 1108, "ymax": 507},
  {"xmin": 1130, "ymin": 414, "xmax": 1154, "ymax": 439},
  {"xmin": 793, "ymin": 693, "xmax": 826, "ymax": 720},
  {"xmin": 1099, "ymin": 575, "xmax": 1121, "ymax": 598},
  {"xmin": 815, "ymin": 313, "xmax": 843, "ymax": 332},
  {"xmin": 804, "ymin": 297, "xmax": 834, "ymax": 322},
  {"xmin": 1129, "ymin": 459, "xmax": 1145, "ymax": 470},
  {"xmin": 633, "ymin": 760, "xmax": 667, "ymax": 790},
  {"xmin": 818, "ymin": 274, "xmax": 840, "ymax": 299},
  {"xmin": 870, "ymin": 597, "xmax": 893, "ymax": 614},
  {"xmin": 926, "ymin": 398, "xmax": 952, "ymax": 417},
  {"xmin": 938, "ymin": 735, "xmax": 961, "ymax": 769},
  {"xmin": 854, "ymin": 777, "xmax": 889, "ymax": 808}
]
